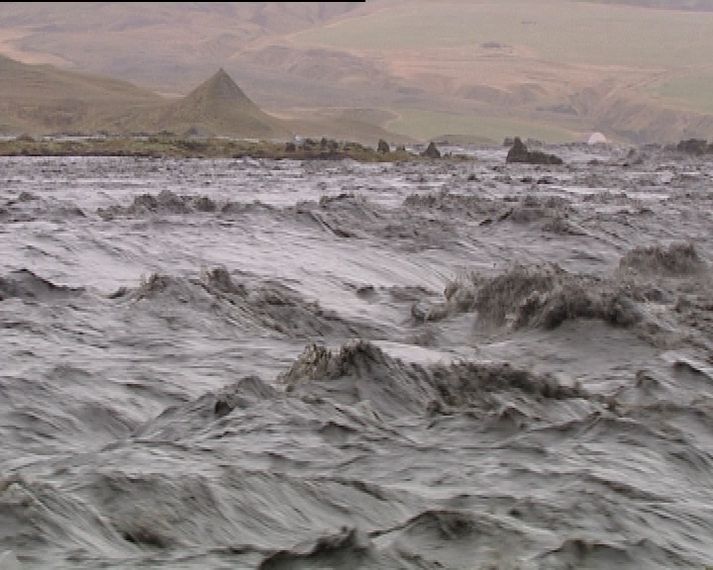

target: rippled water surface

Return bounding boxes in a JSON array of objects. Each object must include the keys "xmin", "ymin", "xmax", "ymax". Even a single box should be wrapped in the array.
[{"xmin": 2, "ymin": 147, "xmax": 713, "ymax": 568}]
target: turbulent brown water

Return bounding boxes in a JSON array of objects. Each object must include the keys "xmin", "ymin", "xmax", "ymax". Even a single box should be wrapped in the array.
[{"xmin": 1, "ymin": 146, "xmax": 713, "ymax": 569}]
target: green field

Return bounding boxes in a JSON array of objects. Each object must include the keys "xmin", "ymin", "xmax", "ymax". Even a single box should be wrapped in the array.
[
  {"xmin": 293, "ymin": 0, "xmax": 713, "ymax": 68},
  {"xmin": 386, "ymin": 108, "xmax": 580, "ymax": 144},
  {"xmin": 647, "ymin": 72, "xmax": 713, "ymax": 115}
]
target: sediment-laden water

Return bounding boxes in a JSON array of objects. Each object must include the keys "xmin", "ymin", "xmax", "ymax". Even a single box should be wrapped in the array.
[{"xmin": 2, "ymin": 146, "xmax": 713, "ymax": 569}]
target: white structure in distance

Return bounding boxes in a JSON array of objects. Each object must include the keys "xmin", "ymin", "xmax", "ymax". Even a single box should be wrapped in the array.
[{"xmin": 587, "ymin": 132, "xmax": 608, "ymax": 145}]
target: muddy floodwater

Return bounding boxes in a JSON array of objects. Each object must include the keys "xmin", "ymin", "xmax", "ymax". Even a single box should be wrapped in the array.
[{"xmin": 2, "ymin": 146, "xmax": 713, "ymax": 569}]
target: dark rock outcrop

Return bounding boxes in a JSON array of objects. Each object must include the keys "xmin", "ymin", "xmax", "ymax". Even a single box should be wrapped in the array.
[
  {"xmin": 377, "ymin": 139, "xmax": 390, "ymax": 154},
  {"xmin": 676, "ymin": 139, "xmax": 710, "ymax": 155},
  {"xmin": 506, "ymin": 137, "xmax": 563, "ymax": 165},
  {"xmin": 421, "ymin": 142, "xmax": 441, "ymax": 159}
]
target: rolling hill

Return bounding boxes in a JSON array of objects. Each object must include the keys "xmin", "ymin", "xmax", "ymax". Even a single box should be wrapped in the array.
[
  {"xmin": 0, "ymin": 56, "xmax": 292, "ymax": 139},
  {"xmin": 0, "ymin": 55, "xmax": 412, "ymax": 143},
  {"xmin": 0, "ymin": 56, "xmax": 295, "ymax": 138},
  {"xmin": 144, "ymin": 68, "xmax": 293, "ymax": 138},
  {"xmin": 2, "ymin": 1, "xmax": 713, "ymax": 143},
  {"xmin": 0, "ymin": 53, "xmax": 161, "ymax": 134}
]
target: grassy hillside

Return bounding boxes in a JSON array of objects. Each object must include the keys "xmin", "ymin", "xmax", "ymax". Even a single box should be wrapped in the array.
[
  {"xmin": 0, "ymin": 56, "xmax": 296, "ymax": 138},
  {"xmin": 0, "ymin": 2, "xmax": 366, "ymax": 92},
  {"xmin": 291, "ymin": 1, "xmax": 713, "ymax": 67},
  {"xmin": 287, "ymin": 0, "xmax": 713, "ymax": 142},
  {"xmin": 577, "ymin": 0, "xmax": 713, "ymax": 10},
  {"xmin": 2, "ymin": 1, "xmax": 713, "ymax": 143},
  {"xmin": 0, "ymin": 54, "xmax": 160, "ymax": 105},
  {"xmin": 0, "ymin": 55, "xmax": 407, "ymax": 143},
  {"xmin": 0, "ymin": 54, "xmax": 162, "ymax": 134},
  {"xmin": 384, "ymin": 109, "xmax": 580, "ymax": 144},
  {"xmin": 646, "ymin": 72, "xmax": 713, "ymax": 114},
  {"xmin": 145, "ymin": 69, "xmax": 293, "ymax": 139},
  {"xmin": 281, "ymin": 108, "xmax": 415, "ymax": 146}
]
